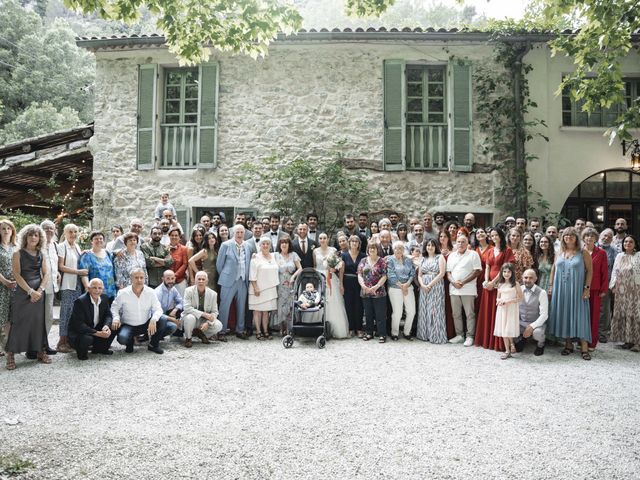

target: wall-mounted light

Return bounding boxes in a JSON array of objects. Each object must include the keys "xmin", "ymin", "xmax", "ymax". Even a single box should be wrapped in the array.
[{"xmin": 622, "ymin": 139, "xmax": 640, "ymax": 172}]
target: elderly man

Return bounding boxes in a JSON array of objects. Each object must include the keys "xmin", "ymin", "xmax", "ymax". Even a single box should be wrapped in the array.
[
  {"xmin": 40, "ymin": 219, "xmax": 60, "ymax": 355},
  {"xmin": 377, "ymin": 230, "xmax": 394, "ymax": 257},
  {"xmin": 111, "ymin": 218, "xmax": 145, "ymax": 252},
  {"xmin": 181, "ymin": 271, "xmax": 224, "ymax": 347},
  {"xmin": 155, "ymin": 270, "xmax": 183, "ymax": 337},
  {"xmin": 598, "ymin": 228, "xmax": 617, "ymax": 343},
  {"xmin": 200, "ymin": 215, "xmax": 212, "ymax": 231},
  {"xmin": 216, "ymin": 225, "xmax": 252, "ymax": 339},
  {"xmin": 514, "ymin": 269, "xmax": 548, "ymax": 356},
  {"xmin": 68, "ymin": 278, "xmax": 116, "ymax": 360},
  {"xmin": 111, "ymin": 268, "xmax": 169, "ymax": 354},
  {"xmin": 516, "ymin": 217, "xmax": 527, "ymax": 232},
  {"xmin": 141, "ymin": 226, "xmax": 174, "ymax": 288},
  {"xmin": 446, "ymin": 235, "xmax": 482, "ymax": 346}
]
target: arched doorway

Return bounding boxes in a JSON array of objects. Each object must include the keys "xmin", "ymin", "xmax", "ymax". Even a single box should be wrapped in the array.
[{"xmin": 561, "ymin": 169, "xmax": 640, "ymax": 234}]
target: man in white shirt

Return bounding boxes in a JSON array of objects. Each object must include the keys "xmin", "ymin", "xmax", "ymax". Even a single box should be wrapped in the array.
[
  {"xmin": 181, "ymin": 271, "xmax": 223, "ymax": 348},
  {"xmin": 110, "ymin": 268, "xmax": 168, "ymax": 354},
  {"xmin": 514, "ymin": 269, "xmax": 548, "ymax": 356},
  {"xmin": 446, "ymin": 236, "xmax": 482, "ymax": 346},
  {"xmin": 40, "ymin": 219, "xmax": 60, "ymax": 355}
]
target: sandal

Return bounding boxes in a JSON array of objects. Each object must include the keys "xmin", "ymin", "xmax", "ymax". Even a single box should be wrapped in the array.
[
  {"xmin": 561, "ymin": 347, "xmax": 574, "ymax": 356},
  {"xmin": 362, "ymin": 335, "xmax": 372, "ymax": 341},
  {"xmin": 581, "ymin": 351, "xmax": 592, "ymax": 361},
  {"xmin": 5, "ymin": 352, "xmax": 15, "ymax": 370},
  {"xmin": 500, "ymin": 352, "xmax": 511, "ymax": 360},
  {"xmin": 255, "ymin": 333, "xmax": 264, "ymax": 341},
  {"xmin": 264, "ymin": 332, "xmax": 273, "ymax": 340},
  {"xmin": 37, "ymin": 351, "xmax": 52, "ymax": 364},
  {"xmin": 378, "ymin": 336, "xmax": 386, "ymax": 343}
]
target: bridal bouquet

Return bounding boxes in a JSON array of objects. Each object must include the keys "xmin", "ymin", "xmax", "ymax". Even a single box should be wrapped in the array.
[{"xmin": 326, "ymin": 254, "xmax": 341, "ymax": 294}]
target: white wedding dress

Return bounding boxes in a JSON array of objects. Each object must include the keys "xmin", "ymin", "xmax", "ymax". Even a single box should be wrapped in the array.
[{"xmin": 313, "ymin": 247, "xmax": 350, "ymax": 339}]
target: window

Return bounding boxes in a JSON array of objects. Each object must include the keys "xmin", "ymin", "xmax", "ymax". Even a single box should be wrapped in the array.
[
  {"xmin": 383, "ymin": 60, "xmax": 472, "ymax": 172},
  {"xmin": 406, "ymin": 65, "xmax": 447, "ymax": 170},
  {"xmin": 136, "ymin": 62, "xmax": 219, "ymax": 170},
  {"xmin": 562, "ymin": 79, "xmax": 640, "ymax": 127}
]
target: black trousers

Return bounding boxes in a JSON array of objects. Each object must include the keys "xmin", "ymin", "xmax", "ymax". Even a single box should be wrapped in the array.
[
  {"xmin": 69, "ymin": 332, "xmax": 116, "ymax": 357},
  {"xmin": 363, "ymin": 296, "xmax": 387, "ymax": 337}
]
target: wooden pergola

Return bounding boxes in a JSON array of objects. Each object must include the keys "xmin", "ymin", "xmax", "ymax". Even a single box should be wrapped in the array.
[{"xmin": 0, "ymin": 125, "xmax": 94, "ymax": 217}]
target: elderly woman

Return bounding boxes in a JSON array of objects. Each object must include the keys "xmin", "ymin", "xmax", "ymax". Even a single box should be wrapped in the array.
[
  {"xmin": 340, "ymin": 235, "xmax": 365, "ymax": 337},
  {"xmin": 188, "ymin": 232, "xmax": 217, "ymax": 289},
  {"xmin": 609, "ymin": 235, "xmax": 640, "ymax": 351},
  {"xmin": 167, "ymin": 227, "xmax": 189, "ymax": 296},
  {"xmin": 79, "ymin": 231, "xmax": 116, "ymax": 301},
  {"xmin": 386, "ymin": 240, "xmax": 416, "ymax": 340},
  {"xmin": 275, "ymin": 236, "xmax": 302, "ymax": 336},
  {"xmin": 582, "ymin": 227, "xmax": 608, "ymax": 350},
  {"xmin": 507, "ymin": 228, "xmax": 534, "ymax": 282},
  {"xmin": 417, "ymin": 239, "xmax": 447, "ymax": 343},
  {"xmin": 548, "ymin": 227, "xmax": 593, "ymax": 360},
  {"xmin": 114, "ymin": 232, "xmax": 148, "ymax": 289},
  {"xmin": 57, "ymin": 223, "xmax": 88, "ymax": 353},
  {"xmin": 0, "ymin": 219, "xmax": 18, "ymax": 354},
  {"xmin": 358, "ymin": 241, "xmax": 388, "ymax": 343},
  {"xmin": 5, "ymin": 225, "xmax": 50, "ymax": 370},
  {"xmin": 249, "ymin": 237, "xmax": 280, "ymax": 340}
]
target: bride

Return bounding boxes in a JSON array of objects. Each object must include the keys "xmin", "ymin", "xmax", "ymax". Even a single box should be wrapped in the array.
[{"xmin": 313, "ymin": 233, "xmax": 350, "ymax": 339}]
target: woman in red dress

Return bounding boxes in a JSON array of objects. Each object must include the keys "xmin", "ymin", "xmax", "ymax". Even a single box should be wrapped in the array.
[
  {"xmin": 474, "ymin": 227, "xmax": 492, "ymax": 315},
  {"xmin": 439, "ymin": 230, "xmax": 456, "ymax": 339},
  {"xmin": 475, "ymin": 228, "xmax": 515, "ymax": 350},
  {"xmin": 582, "ymin": 227, "xmax": 608, "ymax": 350}
]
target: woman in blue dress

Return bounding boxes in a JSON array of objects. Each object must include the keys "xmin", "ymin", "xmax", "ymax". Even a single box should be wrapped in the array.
[
  {"xmin": 548, "ymin": 227, "xmax": 593, "ymax": 360},
  {"xmin": 79, "ymin": 231, "xmax": 116, "ymax": 301}
]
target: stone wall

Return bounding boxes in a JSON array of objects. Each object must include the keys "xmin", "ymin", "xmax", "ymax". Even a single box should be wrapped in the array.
[{"xmin": 90, "ymin": 41, "xmax": 503, "ymax": 233}]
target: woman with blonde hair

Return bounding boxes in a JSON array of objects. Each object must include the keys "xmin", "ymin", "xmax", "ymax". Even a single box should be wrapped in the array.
[
  {"xmin": 0, "ymin": 219, "xmax": 18, "ymax": 354},
  {"xmin": 56, "ymin": 223, "xmax": 88, "ymax": 353},
  {"xmin": 5, "ymin": 224, "xmax": 50, "ymax": 370}
]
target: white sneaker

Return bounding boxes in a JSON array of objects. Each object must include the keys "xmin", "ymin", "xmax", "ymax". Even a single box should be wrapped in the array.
[
  {"xmin": 463, "ymin": 336, "xmax": 474, "ymax": 347},
  {"xmin": 449, "ymin": 335, "xmax": 464, "ymax": 344}
]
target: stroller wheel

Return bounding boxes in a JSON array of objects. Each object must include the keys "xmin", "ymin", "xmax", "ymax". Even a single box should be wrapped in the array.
[
  {"xmin": 316, "ymin": 336, "xmax": 326, "ymax": 349},
  {"xmin": 282, "ymin": 335, "xmax": 294, "ymax": 349}
]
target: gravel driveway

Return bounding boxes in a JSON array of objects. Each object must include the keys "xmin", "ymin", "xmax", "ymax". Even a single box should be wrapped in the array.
[{"xmin": 1, "ymin": 328, "xmax": 638, "ymax": 479}]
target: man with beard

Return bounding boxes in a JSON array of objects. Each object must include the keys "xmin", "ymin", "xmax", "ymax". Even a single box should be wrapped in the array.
[
  {"xmin": 141, "ymin": 227, "xmax": 174, "ymax": 288},
  {"xmin": 434, "ymin": 212, "xmax": 446, "ymax": 232},
  {"xmin": 612, "ymin": 218, "xmax": 628, "ymax": 253},
  {"xmin": 155, "ymin": 270, "xmax": 183, "ymax": 338},
  {"xmin": 158, "ymin": 218, "xmax": 171, "ymax": 246}
]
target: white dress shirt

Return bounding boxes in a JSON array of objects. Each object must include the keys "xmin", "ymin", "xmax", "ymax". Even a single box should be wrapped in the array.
[
  {"xmin": 44, "ymin": 241, "xmax": 60, "ymax": 294},
  {"xmin": 111, "ymin": 285, "xmax": 163, "ymax": 326},
  {"xmin": 91, "ymin": 295, "xmax": 102, "ymax": 327}
]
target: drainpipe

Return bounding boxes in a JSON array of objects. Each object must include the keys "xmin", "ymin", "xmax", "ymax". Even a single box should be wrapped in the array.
[{"xmin": 512, "ymin": 42, "xmax": 531, "ymax": 217}]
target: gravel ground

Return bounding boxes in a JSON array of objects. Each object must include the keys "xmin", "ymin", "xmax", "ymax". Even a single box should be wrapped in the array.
[{"xmin": 1, "ymin": 325, "xmax": 639, "ymax": 480}]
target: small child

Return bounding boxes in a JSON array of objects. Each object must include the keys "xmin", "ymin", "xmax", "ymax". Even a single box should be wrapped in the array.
[
  {"xmin": 298, "ymin": 282, "xmax": 320, "ymax": 310},
  {"xmin": 494, "ymin": 263, "xmax": 523, "ymax": 359},
  {"xmin": 154, "ymin": 193, "xmax": 177, "ymax": 221}
]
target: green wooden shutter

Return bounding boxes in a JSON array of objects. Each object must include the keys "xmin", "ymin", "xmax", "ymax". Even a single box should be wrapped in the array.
[
  {"xmin": 136, "ymin": 64, "xmax": 157, "ymax": 170},
  {"xmin": 198, "ymin": 62, "xmax": 219, "ymax": 168},
  {"xmin": 383, "ymin": 60, "xmax": 406, "ymax": 171},
  {"xmin": 175, "ymin": 207, "xmax": 190, "ymax": 235},
  {"xmin": 449, "ymin": 62, "xmax": 473, "ymax": 172}
]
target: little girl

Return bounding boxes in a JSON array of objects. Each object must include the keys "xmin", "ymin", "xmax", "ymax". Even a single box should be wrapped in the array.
[{"xmin": 494, "ymin": 263, "xmax": 523, "ymax": 359}]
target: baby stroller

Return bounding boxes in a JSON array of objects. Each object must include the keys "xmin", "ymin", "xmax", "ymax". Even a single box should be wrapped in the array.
[{"xmin": 282, "ymin": 268, "xmax": 328, "ymax": 349}]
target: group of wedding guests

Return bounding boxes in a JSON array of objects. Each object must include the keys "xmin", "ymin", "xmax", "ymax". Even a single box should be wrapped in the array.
[{"xmin": 1, "ymin": 194, "xmax": 639, "ymax": 369}]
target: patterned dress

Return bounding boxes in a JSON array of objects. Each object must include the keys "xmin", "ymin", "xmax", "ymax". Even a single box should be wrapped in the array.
[
  {"xmin": 79, "ymin": 250, "xmax": 116, "ymax": 299},
  {"xmin": 609, "ymin": 252, "xmax": 640, "ymax": 345},
  {"xmin": 513, "ymin": 247, "xmax": 534, "ymax": 283},
  {"xmin": 537, "ymin": 257, "xmax": 552, "ymax": 292},
  {"xmin": 114, "ymin": 249, "xmax": 148, "ymax": 288},
  {"xmin": 274, "ymin": 252, "xmax": 300, "ymax": 330},
  {"xmin": 417, "ymin": 255, "xmax": 447, "ymax": 343},
  {"xmin": 0, "ymin": 243, "xmax": 16, "ymax": 328}
]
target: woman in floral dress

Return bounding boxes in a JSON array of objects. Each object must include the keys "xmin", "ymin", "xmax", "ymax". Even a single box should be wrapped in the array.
[
  {"xmin": 0, "ymin": 219, "xmax": 18, "ymax": 354},
  {"xmin": 274, "ymin": 237, "xmax": 301, "ymax": 335}
]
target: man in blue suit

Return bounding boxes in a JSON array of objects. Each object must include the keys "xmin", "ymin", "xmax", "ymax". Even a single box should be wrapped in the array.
[{"xmin": 216, "ymin": 225, "xmax": 252, "ymax": 339}]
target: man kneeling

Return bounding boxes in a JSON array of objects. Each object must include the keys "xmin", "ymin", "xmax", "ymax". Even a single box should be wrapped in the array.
[
  {"xmin": 181, "ymin": 271, "xmax": 223, "ymax": 348},
  {"xmin": 68, "ymin": 278, "xmax": 116, "ymax": 360},
  {"xmin": 111, "ymin": 268, "xmax": 170, "ymax": 354},
  {"xmin": 515, "ymin": 269, "xmax": 548, "ymax": 356}
]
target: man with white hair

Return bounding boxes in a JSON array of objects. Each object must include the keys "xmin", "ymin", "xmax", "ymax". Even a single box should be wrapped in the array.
[
  {"xmin": 377, "ymin": 230, "xmax": 394, "ymax": 257},
  {"xmin": 181, "ymin": 271, "xmax": 223, "ymax": 348},
  {"xmin": 514, "ymin": 269, "xmax": 548, "ymax": 356},
  {"xmin": 597, "ymin": 228, "xmax": 617, "ymax": 343},
  {"xmin": 40, "ymin": 219, "xmax": 59, "ymax": 355},
  {"xmin": 111, "ymin": 218, "xmax": 145, "ymax": 252}
]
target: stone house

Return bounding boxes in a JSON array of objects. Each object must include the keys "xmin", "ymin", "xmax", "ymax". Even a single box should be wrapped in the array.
[{"xmin": 77, "ymin": 29, "xmax": 640, "ymax": 234}]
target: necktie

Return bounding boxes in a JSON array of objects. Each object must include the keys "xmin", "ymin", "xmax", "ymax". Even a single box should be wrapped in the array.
[{"xmin": 301, "ymin": 240, "xmax": 306, "ymax": 254}]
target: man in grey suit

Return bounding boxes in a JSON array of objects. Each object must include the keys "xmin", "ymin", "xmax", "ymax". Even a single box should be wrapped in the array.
[
  {"xmin": 181, "ymin": 271, "xmax": 223, "ymax": 347},
  {"xmin": 216, "ymin": 225, "xmax": 252, "ymax": 339}
]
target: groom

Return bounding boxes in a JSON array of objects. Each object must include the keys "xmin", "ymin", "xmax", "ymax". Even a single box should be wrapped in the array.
[{"xmin": 292, "ymin": 223, "xmax": 317, "ymax": 269}]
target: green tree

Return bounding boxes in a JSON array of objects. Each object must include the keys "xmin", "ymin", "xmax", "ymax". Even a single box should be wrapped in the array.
[{"xmin": 0, "ymin": 101, "xmax": 81, "ymax": 145}]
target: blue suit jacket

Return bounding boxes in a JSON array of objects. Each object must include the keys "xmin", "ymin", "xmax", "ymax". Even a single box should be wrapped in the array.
[{"xmin": 216, "ymin": 239, "xmax": 252, "ymax": 287}]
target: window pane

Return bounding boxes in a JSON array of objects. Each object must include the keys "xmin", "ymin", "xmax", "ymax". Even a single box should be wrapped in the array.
[
  {"xmin": 562, "ymin": 95, "xmax": 571, "ymax": 110},
  {"xmin": 407, "ymin": 68, "xmax": 422, "ymax": 82},
  {"xmin": 165, "ymin": 101, "xmax": 180, "ymax": 114},
  {"xmin": 407, "ymin": 83, "xmax": 422, "ymax": 96},
  {"xmin": 428, "ymin": 99, "xmax": 444, "ymax": 113},
  {"xmin": 607, "ymin": 171, "xmax": 630, "ymax": 198},
  {"xmin": 562, "ymin": 112, "xmax": 572, "ymax": 126},
  {"xmin": 588, "ymin": 112, "xmax": 601, "ymax": 126},
  {"xmin": 428, "ymin": 83, "xmax": 443, "ymax": 96},
  {"xmin": 428, "ymin": 68, "xmax": 443, "ymax": 82},
  {"xmin": 166, "ymin": 86, "xmax": 180, "ymax": 99},
  {"xmin": 576, "ymin": 112, "xmax": 588, "ymax": 126},
  {"xmin": 428, "ymin": 113, "xmax": 444, "ymax": 123},
  {"xmin": 167, "ymin": 72, "xmax": 181, "ymax": 85},
  {"xmin": 632, "ymin": 173, "xmax": 640, "ymax": 198},
  {"xmin": 185, "ymin": 85, "xmax": 199, "ymax": 99},
  {"xmin": 185, "ymin": 100, "xmax": 198, "ymax": 114},
  {"xmin": 408, "ymin": 98, "xmax": 422, "ymax": 112},
  {"xmin": 184, "ymin": 114, "xmax": 197, "ymax": 124},
  {"xmin": 185, "ymin": 70, "xmax": 198, "ymax": 84},
  {"xmin": 164, "ymin": 115, "xmax": 179, "ymax": 124},
  {"xmin": 581, "ymin": 173, "xmax": 604, "ymax": 197},
  {"xmin": 407, "ymin": 113, "xmax": 422, "ymax": 123}
]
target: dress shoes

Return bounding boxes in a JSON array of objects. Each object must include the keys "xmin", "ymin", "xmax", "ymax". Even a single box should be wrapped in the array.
[
  {"xmin": 25, "ymin": 351, "xmax": 37, "ymax": 360},
  {"xmin": 46, "ymin": 347, "xmax": 57, "ymax": 355},
  {"xmin": 514, "ymin": 337, "xmax": 525, "ymax": 353},
  {"xmin": 184, "ymin": 338, "xmax": 193, "ymax": 348},
  {"xmin": 125, "ymin": 343, "xmax": 134, "ymax": 353},
  {"xmin": 534, "ymin": 346, "xmax": 544, "ymax": 356},
  {"xmin": 193, "ymin": 328, "xmax": 210, "ymax": 344},
  {"xmin": 92, "ymin": 349, "xmax": 114, "ymax": 355},
  {"xmin": 147, "ymin": 344, "xmax": 164, "ymax": 354},
  {"xmin": 77, "ymin": 353, "xmax": 89, "ymax": 361},
  {"xmin": 235, "ymin": 332, "xmax": 249, "ymax": 340}
]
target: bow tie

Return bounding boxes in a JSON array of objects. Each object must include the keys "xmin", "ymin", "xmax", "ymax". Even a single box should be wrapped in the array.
[
  {"xmin": 309, "ymin": 230, "xmax": 316, "ymax": 233},
  {"xmin": 270, "ymin": 232, "xmax": 278, "ymax": 235},
  {"xmin": 359, "ymin": 229, "xmax": 366, "ymax": 233}
]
